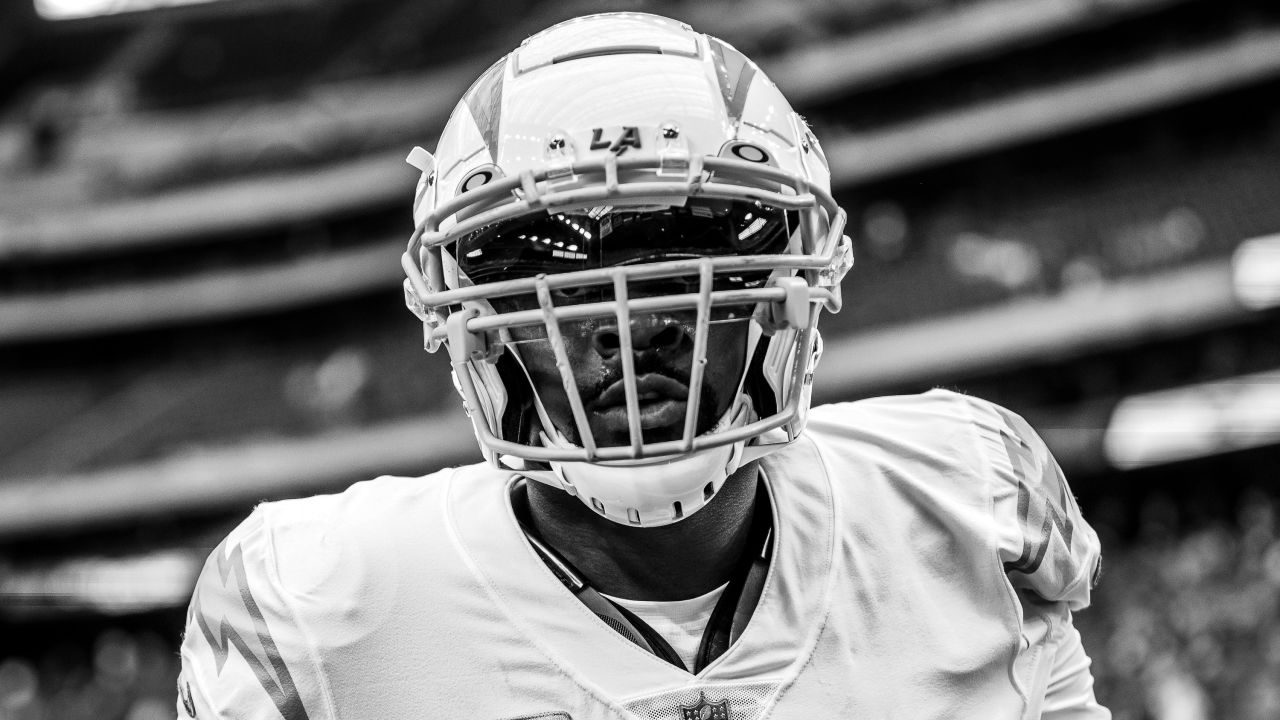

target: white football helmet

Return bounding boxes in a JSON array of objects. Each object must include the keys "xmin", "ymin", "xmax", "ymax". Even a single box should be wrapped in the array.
[{"xmin": 402, "ymin": 12, "xmax": 852, "ymax": 527}]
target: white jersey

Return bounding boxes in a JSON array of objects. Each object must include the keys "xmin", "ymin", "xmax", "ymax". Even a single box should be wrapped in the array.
[{"xmin": 177, "ymin": 390, "xmax": 1108, "ymax": 720}]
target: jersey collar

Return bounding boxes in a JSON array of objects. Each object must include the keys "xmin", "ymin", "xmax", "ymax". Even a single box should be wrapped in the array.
[{"xmin": 446, "ymin": 435, "xmax": 836, "ymax": 701}]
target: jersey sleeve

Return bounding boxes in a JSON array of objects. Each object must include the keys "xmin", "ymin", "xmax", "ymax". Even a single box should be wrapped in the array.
[
  {"xmin": 961, "ymin": 393, "xmax": 1103, "ymax": 610},
  {"xmin": 176, "ymin": 507, "xmax": 328, "ymax": 720},
  {"xmin": 1041, "ymin": 613, "xmax": 1112, "ymax": 719}
]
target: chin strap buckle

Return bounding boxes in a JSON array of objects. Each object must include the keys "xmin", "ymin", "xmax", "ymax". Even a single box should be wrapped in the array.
[
  {"xmin": 446, "ymin": 306, "xmax": 497, "ymax": 363},
  {"xmin": 512, "ymin": 464, "xmax": 579, "ymax": 498},
  {"xmin": 765, "ymin": 276, "xmax": 809, "ymax": 332}
]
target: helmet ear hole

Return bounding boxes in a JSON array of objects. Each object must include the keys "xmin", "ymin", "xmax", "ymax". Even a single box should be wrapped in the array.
[
  {"xmin": 495, "ymin": 352, "xmax": 537, "ymax": 443},
  {"xmin": 744, "ymin": 340, "xmax": 779, "ymax": 419}
]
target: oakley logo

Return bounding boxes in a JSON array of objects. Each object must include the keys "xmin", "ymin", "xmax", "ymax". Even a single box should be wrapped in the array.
[
  {"xmin": 728, "ymin": 143, "xmax": 769, "ymax": 164},
  {"xmin": 590, "ymin": 127, "xmax": 641, "ymax": 155},
  {"xmin": 461, "ymin": 169, "xmax": 495, "ymax": 192}
]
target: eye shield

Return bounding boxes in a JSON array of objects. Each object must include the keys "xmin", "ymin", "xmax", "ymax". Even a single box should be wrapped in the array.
[{"xmin": 454, "ymin": 199, "xmax": 795, "ymax": 288}]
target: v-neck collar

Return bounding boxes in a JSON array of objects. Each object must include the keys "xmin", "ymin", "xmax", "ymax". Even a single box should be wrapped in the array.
[{"xmin": 446, "ymin": 436, "xmax": 836, "ymax": 702}]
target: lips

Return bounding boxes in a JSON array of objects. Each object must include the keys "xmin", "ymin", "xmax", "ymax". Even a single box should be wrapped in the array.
[
  {"xmin": 592, "ymin": 374, "xmax": 690, "ymax": 433},
  {"xmin": 593, "ymin": 373, "xmax": 689, "ymax": 409}
]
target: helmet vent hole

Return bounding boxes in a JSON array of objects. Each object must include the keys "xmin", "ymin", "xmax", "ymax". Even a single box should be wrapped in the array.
[
  {"xmin": 591, "ymin": 498, "xmax": 606, "ymax": 514},
  {"xmin": 627, "ymin": 508, "xmax": 642, "ymax": 525},
  {"xmin": 672, "ymin": 501, "xmax": 684, "ymax": 520},
  {"xmin": 553, "ymin": 45, "xmax": 663, "ymax": 65},
  {"xmin": 703, "ymin": 483, "xmax": 715, "ymax": 501}
]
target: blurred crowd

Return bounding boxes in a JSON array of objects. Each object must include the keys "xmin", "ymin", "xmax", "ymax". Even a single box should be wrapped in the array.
[
  {"xmin": 1080, "ymin": 488, "xmax": 1280, "ymax": 720},
  {"xmin": 0, "ymin": 627, "xmax": 176, "ymax": 720},
  {"xmin": 1, "ymin": 490, "xmax": 1277, "ymax": 720},
  {"xmin": 1, "ymin": 1, "xmax": 1276, "ymax": 718}
]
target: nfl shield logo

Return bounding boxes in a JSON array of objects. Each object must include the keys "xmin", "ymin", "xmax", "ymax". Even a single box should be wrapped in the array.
[{"xmin": 678, "ymin": 692, "xmax": 730, "ymax": 720}]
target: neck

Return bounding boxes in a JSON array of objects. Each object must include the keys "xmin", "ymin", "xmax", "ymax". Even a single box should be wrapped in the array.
[{"xmin": 523, "ymin": 462, "xmax": 761, "ymax": 601}]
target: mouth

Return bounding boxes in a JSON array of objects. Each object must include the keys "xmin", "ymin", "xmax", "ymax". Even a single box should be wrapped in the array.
[{"xmin": 592, "ymin": 374, "xmax": 690, "ymax": 433}]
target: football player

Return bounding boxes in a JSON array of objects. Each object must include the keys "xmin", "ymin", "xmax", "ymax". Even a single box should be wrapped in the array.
[{"xmin": 178, "ymin": 12, "xmax": 1110, "ymax": 720}]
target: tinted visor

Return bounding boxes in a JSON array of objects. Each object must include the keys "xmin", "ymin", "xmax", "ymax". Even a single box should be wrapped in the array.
[{"xmin": 455, "ymin": 199, "xmax": 794, "ymax": 286}]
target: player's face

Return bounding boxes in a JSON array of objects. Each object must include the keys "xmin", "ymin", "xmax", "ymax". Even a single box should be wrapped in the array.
[
  {"xmin": 460, "ymin": 203, "xmax": 787, "ymax": 449},
  {"xmin": 496, "ymin": 285, "xmax": 751, "ymax": 448}
]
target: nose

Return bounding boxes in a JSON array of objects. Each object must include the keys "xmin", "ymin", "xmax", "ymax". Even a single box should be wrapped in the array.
[{"xmin": 591, "ymin": 317, "xmax": 691, "ymax": 358}]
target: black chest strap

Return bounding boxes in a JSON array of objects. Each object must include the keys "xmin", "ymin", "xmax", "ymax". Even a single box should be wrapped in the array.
[{"xmin": 511, "ymin": 480, "xmax": 773, "ymax": 674}]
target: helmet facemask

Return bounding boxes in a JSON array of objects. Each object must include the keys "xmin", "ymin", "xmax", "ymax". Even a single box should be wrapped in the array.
[
  {"xmin": 457, "ymin": 199, "xmax": 785, "ymax": 449},
  {"xmin": 404, "ymin": 154, "xmax": 849, "ymax": 525}
]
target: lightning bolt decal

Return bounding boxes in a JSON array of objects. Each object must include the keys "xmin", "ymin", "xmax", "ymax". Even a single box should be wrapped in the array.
[
  {"xmin": 995, "ymin": 406, "xmax": 1078, "ymax": 582},
  {"xmin": 192, "ymin": 538, "xmax": 311, "ymax": 720}
]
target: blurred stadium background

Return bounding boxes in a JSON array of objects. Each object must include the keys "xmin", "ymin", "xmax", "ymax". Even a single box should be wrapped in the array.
[{"xmin": 1, "ymin": 0, "xmax": 1279, "ymax": 718}]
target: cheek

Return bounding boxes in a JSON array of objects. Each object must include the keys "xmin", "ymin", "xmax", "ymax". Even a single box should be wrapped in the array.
[
  {"xmin": 509, "ymin": 331, "xmax": 602, "ymax": 406},
  {"xmin": 702, "ymin": 323, "xmax": 750, "ymax": 394},
  {"xmin": 510, "ymin": 333, "xmax": 609, "ymax": 445},
  {"xmin": 512, "ymin": 344, "xmax": 561, "ymax": 401}
]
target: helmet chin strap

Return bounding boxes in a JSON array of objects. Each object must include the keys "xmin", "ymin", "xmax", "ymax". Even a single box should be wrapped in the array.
[
  {"xmin": 502, "ymin": 321, "xmax": 792, "ymax": 527},
  {"xmin": 523, "ymin": 395, "xmax": 759, "ymax": 527}
]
